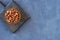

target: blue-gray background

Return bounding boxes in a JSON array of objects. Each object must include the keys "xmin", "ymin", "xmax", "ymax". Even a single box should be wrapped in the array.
[{"xmin": 0, "ymin": 0, "xmax": 60, "ymax": 40}]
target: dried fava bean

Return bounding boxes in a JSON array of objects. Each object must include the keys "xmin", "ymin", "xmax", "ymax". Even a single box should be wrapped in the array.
[{"xmin": 5, "ymin": 8, "xmax": 21, "ymax": 24}]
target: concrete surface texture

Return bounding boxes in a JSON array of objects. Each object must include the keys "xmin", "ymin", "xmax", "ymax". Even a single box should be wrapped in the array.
[{"xmin": 0, "ymin": 0, "xmax": 60, "ymax": 40}]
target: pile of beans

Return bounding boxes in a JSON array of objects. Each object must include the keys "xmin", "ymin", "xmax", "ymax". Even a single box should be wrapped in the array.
[{"xmin": 5, "ymin": 8, "xmax": 21, "ymax": 24}]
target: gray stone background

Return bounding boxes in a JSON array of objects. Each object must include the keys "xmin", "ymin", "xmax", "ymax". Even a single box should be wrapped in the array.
[{"xmin": 0, "ymin": 0, "xmax": 60, "ymax": 40}]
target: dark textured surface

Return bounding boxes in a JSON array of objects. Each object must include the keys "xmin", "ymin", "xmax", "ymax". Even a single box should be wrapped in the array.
[{"xmin": 0, "ymin": 0, "xmax": 60, "ymax": 40}]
